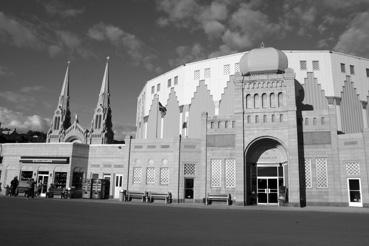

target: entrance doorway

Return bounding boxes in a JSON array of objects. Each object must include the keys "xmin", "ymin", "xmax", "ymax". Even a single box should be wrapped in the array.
[
  {"xmin": 257, "ymin": 178, "xmax": 278, "ymax": 204},
  {"xmin": 37, "ymin": 172, "xmax": 49, "ymax": 197},
  {"xmin": 347, "ymin": 178, "xmax": 362, "ymax": 207},
  {"xmin": 184, "ymin": 178, "xmax": 194, "ymax": 200},
  {"xmin": 114, "ymin": 174, "xmax": 123, "ymax": 199}
]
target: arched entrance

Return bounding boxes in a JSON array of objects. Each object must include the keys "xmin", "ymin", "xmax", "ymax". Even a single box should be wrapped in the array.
[{"xmin": 245, "ymin": 137, "xmax": 288, "ymax": 205}]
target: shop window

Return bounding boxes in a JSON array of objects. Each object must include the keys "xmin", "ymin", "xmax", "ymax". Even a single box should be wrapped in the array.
[
  {"xmin": 350, "ymin": 65, "xmax": 355, "ymax": 75},
  {"xmin": 21, "ymin": 171, "xmax": 33, "ymax": 181},
  {"xmin": 146, "ymin": 167, "xmax": 155, "ymax": 184},
  {"xmin": 133, "ymin": 168, "xmax": 142, "ymax": 184},
  {"xmin": 72, "ymin": 172, "xmax": 83, "ymax": 189},
  {"xmin": 225, "ymin": 159, "xmax": 236, "ymax": 188},
  {"xmin": 92, "ymin": 173, "xmax": 99, "ymax": 179},
  {"xmin": 316, "ymin": 158, "xmax": 328, "ymax": 188},
  {"xmin": 224, "ymin": 64, "xmax": 230, "ymax": 75},
  {"xmin": 167, "ymin": 79, "xmax": 171, "ymax": 88},
  {"xmin": 305, "ymin": 159, "xmax": 312, "ymax": 188},
  {"xmin": 300, "ymin": 60, "xmax": 307, "ymax": 70},
  {"xmin": 312, "ymin": 60, "xmax": 319, "ymax": 70},
  {"xmin": 210, "ymin": 159, "xmax": 222, "ymax": 188},
  {"xmin": 340, "ymin": 63, "xmax": 346, "ymax": 73},
  {"xmin": 54, "ymin": 172, "xmax": 67, "ymax": 189},
  {"xmin": 160, "ymin": 167, "xmax": 169, "ymax": 185},
  {"xmin": 204, "ymin": 68, "xmax": 210, "ymax": 78}
]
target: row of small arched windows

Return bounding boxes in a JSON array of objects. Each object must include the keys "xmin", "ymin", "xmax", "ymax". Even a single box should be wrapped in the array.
[
  {"xmin": 246, "ymin": 114, "xmax": 284, "ymax": 124},
  {"xmin": 246, "ymin": 92, "xmax": 284, "ymax": 109},
  {"xmin": 303, "ymin": 117, "xmax": 326, "ymax": 126}
]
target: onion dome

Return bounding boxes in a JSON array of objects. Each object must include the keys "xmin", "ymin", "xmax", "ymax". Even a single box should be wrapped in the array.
[{"xmin": 239, "ymin": 47, "xmax": 288, "ymax": 76}]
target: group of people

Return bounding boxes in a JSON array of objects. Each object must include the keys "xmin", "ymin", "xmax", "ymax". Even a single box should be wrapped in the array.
[{"xmin": 7, "ymin": 176, "xmax": 43, "ymax": 198}]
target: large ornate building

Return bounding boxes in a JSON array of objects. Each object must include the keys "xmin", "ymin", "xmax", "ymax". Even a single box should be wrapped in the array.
[{"xmin": 1, "ymin": 47, "xmax": 369, "ymax": 208}]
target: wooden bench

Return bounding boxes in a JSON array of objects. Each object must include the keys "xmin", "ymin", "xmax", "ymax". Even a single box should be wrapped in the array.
[
  {"xmin": 124, "ymin": 191, "xmax": 147, "ymax": 202},
  {"xmin": 205, "ymin": 193, "xmax": 232, "ymax": 205},
  {"xmin": 46, "ymin": 188, "xmax": 67, "ymax": 199},
  {"xmin": 147, "ymin": 192, "xmax": 172, "ymax": 204}
]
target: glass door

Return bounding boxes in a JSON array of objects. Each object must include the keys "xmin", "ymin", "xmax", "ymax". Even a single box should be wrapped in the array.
[
  {"xmin": 37, "ymin": 173, "xmax": 49, "ymax": 197},
  {"xmin": 184, "ymin": 178, "xmax": 194, "ymax": 200},
  {"xmin": 114, "ymin": 174, "xmax": 123, "ymax": 199},
  {"xmin": 348, "ymin": 178, "xmax": 362, "ymax": 207},
  {"xmin": 257, "ymin": 178, "xmax": 278, "ymax": 205}
]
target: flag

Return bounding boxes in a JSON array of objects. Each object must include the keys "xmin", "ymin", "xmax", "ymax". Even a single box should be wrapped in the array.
[{"xmin": 159, "ymin": 102, "xmax": 167, "ymax": 117}]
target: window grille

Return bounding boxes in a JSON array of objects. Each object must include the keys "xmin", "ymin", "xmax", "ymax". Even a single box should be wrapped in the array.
[
  {"xmin": 133, "ymin": 167, "xmax": 142, "ymax": 184},
  {"xmin": 300, "ymin": 60, "xmax": 307, "ymax": 70},
  {"xmin": 204, "ymin": 68, "xmax": 211, "ymax": 78},
  {"xmin": 316, "ymin": 158, "xmax": 328, "ymax": 188},
  {"xmin": 225, "ymin": 159, "xmax": 236, "ymax": 188},
  {"xmin": 345, "ymin": 161, "xmax": 360, "ymax": 176},
  {"xmin": 160, "ymin": 167, "xmax": 169, "ymax": 185},
  {"xmin": 235, "ymin": 63, "xmax": 240, "ymax": 73},
  {"xmin": 305, "ymin": 159, "xmax": 312, "ymax": 188},
  {"xmin": 224, "ymin": 64, "xmax": 230, "ymax": 75},
  {"xmin": 146, "ymin": 167, "xmax": 155, "ymax": 184},
  {"xmin": 184, "ymin": 163, "xmax": 195, "ymax": 176},
  {"xmin": 211, "ymin": 159, "xmax": 222, "ymax": 188},
  {"xmin": 312, "ymin": 61, "xmax": 319, "ymax": 70},
  {"xmin": 194, "ymin": 70, "xmax": 200, "ymax": 80}
]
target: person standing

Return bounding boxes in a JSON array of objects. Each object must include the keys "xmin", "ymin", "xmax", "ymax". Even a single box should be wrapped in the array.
[
  {"xmin": 10, "ymin": 176, "xmax": 19, "ymax": 196},
  {"xmin": 28, "ymin": 179, "xmax": 36, "ymax": 199}
]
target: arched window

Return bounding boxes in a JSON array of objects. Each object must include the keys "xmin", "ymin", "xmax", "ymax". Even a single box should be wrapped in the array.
[
  {"xmin": 313, "ymin": 117, "xmax": 317, "ymax": 125},
  {"xmin": 246, "ymin": 94, "xmax": 252, "ymax": 109},
  {"xmin": 54, "ymin": 116, "xmax": 60, "ymax": 130},
  {"xmin": 224, "ymin": 121, "xmax": 229, "ymax": 128},
  {"xmin": 305, "ymin": 118, "xmax": 309, "ymax": 125},
  {"xmin": 95, "ymin": 115, "xmax": 99, "ymax": 129},
  {"xmin": 210, "ymin": 121, "xmax": 214, "ymax": 129},
  {"xmin": 278, "ymin": 92, "xmax": 284, "ymax": 107},
  {"xmin": 262, "ymin": 93, "xmax": 267, "ymax": 108},
  {"xmin": 271, "ymin": 114, "xmax": 275, "ymax": 122},
  {"xmin": 254, "ymin": 94, "xmax": 260, "ymax": 108},
  {"xmin": 279, "ymin": 114, "xmax": 283, "ymax": 122},
  {"xmin": 255, "ymin": 115, "xmax": 259, "ymax": 123},
  {"xmin": 270, "ymin": 93, "xmax": 276, "ymax": 107}
]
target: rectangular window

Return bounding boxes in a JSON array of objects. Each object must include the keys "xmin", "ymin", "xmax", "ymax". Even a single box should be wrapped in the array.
[
  {"xmin": 316, "ymin": 158, "xmax": 328, "ymax": 188},
  {"xmin": 204, "ymin": 68, "xmax": 210, "ymax": 78},
  {"xmin": 146, "ymin": 167, "xmax": 155, "ymax": 184},
  {"xmin": 235, "ymin": 63, "xmax": 240, "ymax": 73},
  {"xmin": 300, "ymin": 60, "xmax": 307, "ymax": 70},
  {"xmin": 133, "ymin": 167, "xmax": 142, "ymax": 184},
  {"xmin": 151, "ymin": 85, "xmax": 155, "ymax": 94},
  {"xmin": 156, "ymin": 83, "xmax": 160, "ymax": 92},
  {"xmin": 366, "ymin": 68, "xmax": 369, "ymax": 77},
  {"xmin": 167, "ymin": 79, "xmax": 171, "ymax": 88},
  {"xmin": 340, "ymin": 63, "xmax": 346, "ymax": 73},
  {"xmin": 210, "ymin": 159, "xmax": 222, "ymax": 188},
  {"xmin": 160, "ymin": 167, "xmax": 169, "ymax": 185},
  {"xmin": 312, "ymin": 60, "xmax": 319, "ymax": 70},
  {"xmin": 225, "ymin": 159, "xmax": 236, "ymax": 188},
  {"xmin": 350, "ymin": 65, "xmax": 355, "ymax": 75},
  {"xmin": 304, "ymin": 159, "xmax": 312, "ymax": 188},
  {"xmin": 345, "ymin": 161, "xmax": 360, "ymax": 176},
  {"xmin": 224, "ymin": 64, "xmax": 230, "ymax": 75},
  {"xmin": 194, "ymin": 70, "xmax": 200, "ymax": 80},
  {"xmin": 174, "ymin": 76, "xmax": 178, "ymax": 85},
  {"xmin": 184, "ymin": 163, "xmax": 195, "ymax": 176},
  {"xmin": 21, "ymin": 171, "xmax": 33, "ymax": 181}
]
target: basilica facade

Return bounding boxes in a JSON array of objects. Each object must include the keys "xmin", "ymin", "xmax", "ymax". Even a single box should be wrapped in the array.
[{"xmin": 1, "ymin": 47, "xmax": 369, "ymax": 207}]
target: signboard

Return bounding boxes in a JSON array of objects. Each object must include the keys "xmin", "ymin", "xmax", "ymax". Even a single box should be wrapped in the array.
[{"xmin": 20, "ymin": 156, "xmax": 70, "ymax": 164}]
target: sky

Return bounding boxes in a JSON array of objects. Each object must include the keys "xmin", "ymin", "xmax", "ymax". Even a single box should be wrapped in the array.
[{"xmin": 1, "ymin": 0, "xmax": 369, "ymax": 139}]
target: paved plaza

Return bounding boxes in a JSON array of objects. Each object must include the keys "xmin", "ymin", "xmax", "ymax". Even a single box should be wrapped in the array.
[{"xmin": 0, "ymin": 197, "xmax": 368, "ymax": 246}]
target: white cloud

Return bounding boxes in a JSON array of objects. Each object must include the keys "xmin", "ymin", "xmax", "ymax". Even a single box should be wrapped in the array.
[
  {"xmin": 169, "ymin": 43, "xmax": 206, "ymax": 67},
  {"xmin": 44, "ymin": 0, "xmax": 84, "ymax": 18},
  {"xmin": 88, "ymin": 23, "xmax": 161, "ymax": 72},
  {"xmin": 334, "ymin": 12, "xmax": 369, "ymax": 58},
  {"xmin": 0, "ymin": 106, "xmax": 50, "ymax": 132}
]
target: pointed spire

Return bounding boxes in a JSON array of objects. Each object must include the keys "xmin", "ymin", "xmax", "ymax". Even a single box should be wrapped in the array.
[
  {"xmin": 97, "ymin": 56, "xmax": 110, "ymax": 107},
  {"xmin": 59, "ymin": 61, "xmax": 70, "ymax": 107},
  {"xmin": 74, "ymin": 114, "xmax": 79, "ymax": 123}
]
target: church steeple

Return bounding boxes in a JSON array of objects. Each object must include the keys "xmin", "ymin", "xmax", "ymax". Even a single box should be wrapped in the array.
[
  {"xmin": 47, "ymin": 61, "xmax": 72, "ymax": 142},
  {"xmin": 88, "ymin": 57, "xmax": 114, "ymax": 144}
]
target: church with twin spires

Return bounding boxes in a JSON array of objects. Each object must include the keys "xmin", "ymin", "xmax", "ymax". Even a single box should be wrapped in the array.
[{"xmin": 46, "ymin": 57, "xmax": 114, "ymax": 144}]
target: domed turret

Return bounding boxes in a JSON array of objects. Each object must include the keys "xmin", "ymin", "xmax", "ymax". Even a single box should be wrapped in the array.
[{"xmin": 239, "ymin": 47, "xmax": 288, "ymax": 76}]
